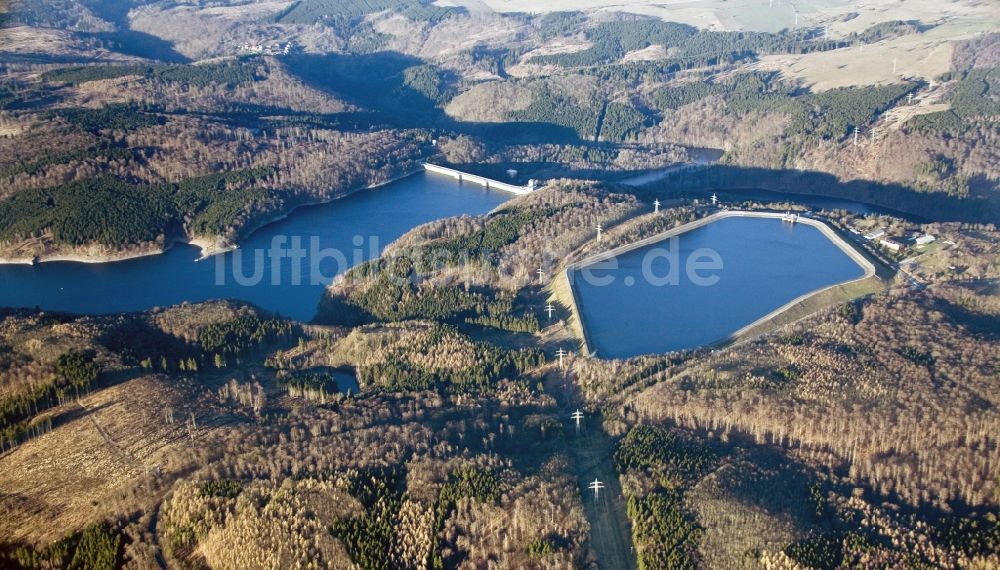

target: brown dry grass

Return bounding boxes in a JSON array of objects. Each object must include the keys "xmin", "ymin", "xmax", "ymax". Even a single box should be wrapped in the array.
[
  {"xmin": 753, "ymin": 19, "xmax": 994, "ymax": 91},
  {"xmin": 0, "ymin": 373, "xmax": 214, "ymax": 543},
  {"xmin": 729, "ymin": 273, "xmax": 887, "ymax": 346}
]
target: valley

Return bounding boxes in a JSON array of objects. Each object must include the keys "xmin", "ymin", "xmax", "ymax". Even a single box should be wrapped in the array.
[{"xmin": 0, "ymin": 1, "xmax": 997, "ymax": 568}]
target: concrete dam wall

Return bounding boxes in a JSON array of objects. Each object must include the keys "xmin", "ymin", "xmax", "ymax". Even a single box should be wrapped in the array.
[{"xmin": 423, "ymin": 163, "xmax": 536, "ymax": 195}]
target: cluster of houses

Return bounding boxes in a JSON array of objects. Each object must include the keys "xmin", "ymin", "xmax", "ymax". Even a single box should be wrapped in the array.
[
  {"xmin": 855, "ymin": 227, "xmax": 937, "ymax": 254},
  {"xmin": 238, "ymin": 41, "xmax": 298, "ymax": 56}
]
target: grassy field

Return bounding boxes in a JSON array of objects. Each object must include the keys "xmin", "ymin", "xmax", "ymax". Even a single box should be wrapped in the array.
[
  {"xmin": 754, "ymin": 18, "xmax": 996, "ymax": 91},
  {"xmin": 0, "ymin": 373, "xmax": 222, "ymax": 543},
  {"xmin": 466, "ymin": 0, "xmax": 994, "ymax": 34}
]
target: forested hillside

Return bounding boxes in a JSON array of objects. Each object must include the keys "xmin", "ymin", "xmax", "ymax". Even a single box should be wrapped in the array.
[
  {"xmin": 0, "ymin": 56, "xmax": 431, "ymax": 260},
  {"xmin": 1, "ymin": 3, "xmax": 996, "ymax": 263},
  {"xmin": 1, "ymin": 3, "xmax": 998, "ymax": 568},
  {"xmin": 0, "ymin": 295, "xmax": 591, "ymax": 568},
  {"xmin": 1, "ymin": 177, "xmax": 998, "ymax": 568}
]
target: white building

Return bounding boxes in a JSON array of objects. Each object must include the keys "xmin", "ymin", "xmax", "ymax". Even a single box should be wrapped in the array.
[
  {"xmin": 915, "ymin": 235, "xmax": 936, "ymax": 246},
  {"xmin": 879, "ymin": 237, "xmax": 904, "ymax": 252}
]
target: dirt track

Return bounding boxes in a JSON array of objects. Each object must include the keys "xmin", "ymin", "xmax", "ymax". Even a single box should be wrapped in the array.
[{"xmin": 549, "ymin": 369, "xmax": 637, "ymax": 570}]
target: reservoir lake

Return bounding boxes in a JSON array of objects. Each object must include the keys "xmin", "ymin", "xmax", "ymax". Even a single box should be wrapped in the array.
[
  {"xmin": 570, "ymin": 216, "xmax": 868, "ymax": 358},
  {"xmin": 1, "ymin": 173, "xmax": 885, "ymax": 334},
  {"xmin": 0, "ymin": 172, "xmax": 510, "ymax": 321}
]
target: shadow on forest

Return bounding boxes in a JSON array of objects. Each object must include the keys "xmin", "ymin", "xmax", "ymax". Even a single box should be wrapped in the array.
[
  {"xmin": 707, "ymin": 445, "xmax": 818, "ymax": 529},
  {"xmin": 51, "ymin": 400, "xmax": 113, "ymax": 430},
  {"xmin": 76, "ymin": 0, "xmax": 189, "ymax": 62},
  {"xmin": 633, "ymin": 164, "xmax": 999, "ymax": 224},
  {"xmin": 929, "ymin": 296, "xmax": 1000, "ymax": 341},
  {"xmin": 98, "ymin": 316, "xmax": 192, "ymax": 365},
  {"xmin": 282, "ymin": 52, "xmax": 580, "ymax": 144},
  {"xmin": 80, "ymin": 31, "xmax": 189, "ymax": 63},
  {"xmin": 721, "ymin": 421, "xmax": 991, "ymax": 521},
  {"xmin": 283, "ymin": 52, "xmax": 998, "ymax": 224}
]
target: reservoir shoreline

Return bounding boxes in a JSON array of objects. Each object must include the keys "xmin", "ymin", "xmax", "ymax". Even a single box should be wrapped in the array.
[
  {"xmin": 0, "ymin": 167, "xmax": 428, "ymax": 266},
  {"xmin": 0, "ymin": 163, "xmax": 536, "ymax": 267},
  {"xmin": 563, "ymin": 210, "xmax": 880, "ymax": 358},
  {"xmin": 191, "ymin": 168, "xmax": 430, "ymax": 261},
  {"xmin": 0, "ymin": 171, "xmax": 512, "ymax": 320},
  {"xmin": 0, "ymin": 158, "xmax": 919, "ymax": 267}
]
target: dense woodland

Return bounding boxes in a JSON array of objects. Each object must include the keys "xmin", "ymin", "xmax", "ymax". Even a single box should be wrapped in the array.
[
  {"xmin": 0, "ymin": 6, "xmax": 996, "ymax": 259},
  {"xmin": 1, "ymin": 1, "xmax": 999, "ymax": 568},
  {"xmin": 1, "ymin": 297, "xmax": 592, "ymax": 567},
  {"xmin": 0, "ymin": 55, "xmax": 431, "ymax": 258},
  {"xmin": 317, "ymin": 182, "xmax": 643, "ymax": 332},
  {"xmin": 321, "ymin": 183, "xmax": 996, "ymax": 565},
  {"xmin": 585, "ymin": 280, "xmax": 1000, "ymax": 567},
  {"xmin": 529, "ymin": 19, "xmax": 920, "ymax": 69},
  {"xmin": 1, "ymin": 178, "xmax": 998, "ymax": 568}
]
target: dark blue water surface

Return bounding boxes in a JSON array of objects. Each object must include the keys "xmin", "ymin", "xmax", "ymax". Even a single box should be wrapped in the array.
[
  {"xmin": 0, "ymin": 172, "xmax": 509, "ymax": 321},
  {"xmin": 331, "ymin": 369, "xmax": 361, "ymax": 394},
  {"xmin": 571, "ymin": 216, "xmax": 866, "ymax": 358}
]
